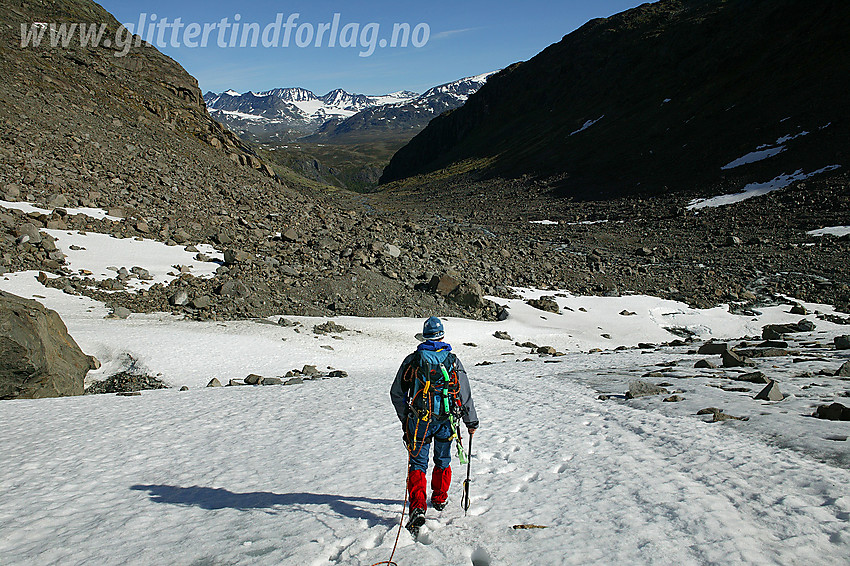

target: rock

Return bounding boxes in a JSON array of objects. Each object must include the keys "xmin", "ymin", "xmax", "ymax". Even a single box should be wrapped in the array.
[
  {"xmin": 762, "ymin": 320, "xmax": 816, "ymax": 340},
  {"xmin": 758, "ymin": 340, "xmax": 788, "ymax": 348},
  {"xmin": 813, "ymin": 402, "xmax": 850, "ymax": 421},
  {"xmin": 754, "ymin": 380, "xmax": 784, "ymax": 401},
  {"xmin": 116, "ymin": 391, "xmax": 141, "ymax": 397},
  {"xmin": 46, "ymin": 193, "xmax": 68, "ymax": 208},
  {"xmin": 663, "ymin": 395, "xmax": 684, "ymax": 402},
  {"xmin": 169, "ymin": 290, "xmax": 189, "ymax": 306},
  {"xmin": 244, "ymin": 374, "xmax": 262, "ymax": 385},
  {"xmin": 108, "ymin": 307, "xmax": 131, "ymax": 319},
  {"xmin": 721, "ymin": 349, "xmax": 751, "ymax": 368},
  {"xmin": 313, "ymin": 321, "xmax": 347, "ymax": 335},
  {"xmin": 726, "ymin": 235, "xmax": 743, "ymax": 246},
  {"xmin": 697, "ymin": 407, "xmax": 748, "ymax": 422},
  {"xmin": 301, "ymin": 365, "xmax": 320, "ymax": 377},
  {"xmin": 191, "ymin": 295, "xmax": 211, "ymax": 309},
  {"xmin": 695, "ymin": 359, "xmax": 718, "ymax": 369},
  {"xmin": 537, "ymin": 346, "xmax": 557, "ymax": 355},
  {"xmin": 526, "ymin": 296, "xmax": 560, "ymax": 314},
  {"xmin": 834, "ymin": 335, "xmax": 850, "ymax": 350},
  {"xmin": 284, "ymin": 377, "xmax": 304, "ymax": 385},
  {"xmin": 698, "ymin": 342, "xmax": 729, "ymax": 355},
  {"xmin": 789, "ymin": 304, "xmax": 808, "ymax": 315},
  {"xmin": 625, "ymin": 380, "xmax": 669, "ymax": 399},
  {"xmin": 179, "ymin": 386, "xmax": 189, "ymax": 391},
  {"xmin": 218, "ymin": 280, "xmax": 250, "ymax": 298},
  {"xmin": 836, "ymin": 361, "xmax": 850, "ymax": 377},
  {"xmin": 0, "ymin": 291, "xmax": 97, "ymax": 399},
  {"xmin": 328, "ymin": 370, "xmax": 348, "ymax": 378},
  {"xmin": 494, "ymin": 331, "xmax": 513, "ymax": 341},
  {"xmin": 732, "ymin": 371, "xmax": 770, "ymax": 383},
  {"xmin": 450, "ymin": 280, "xmax": 485, "ymax": 309},
  {"xmin": 430, "ymin": 273, "xmax": 461, "ymax": 296},
  {"xmin": 282, "ymin": 228, "xmax": 298, "ymax": 242},
  {"xmin": 736, "ymin": 348, "xmax": 789, "ymax": 358},
  {"xmin": 261, "ymin": 377, "xmax": 283, "ymax": 385},
  {"xmin": 384, "ymin": 243, "xmax": 401, "ymax": 258},
  {"xmin": 619, "ymin": 310, "xmax": 637, "ymax": 316},
  {"xmin": 223, "ymin": 249, "xmax": 252, "ymax": 265},
  {"xmin": 206, "ymin": 378, "xmax": 222, "ymax": 387}
]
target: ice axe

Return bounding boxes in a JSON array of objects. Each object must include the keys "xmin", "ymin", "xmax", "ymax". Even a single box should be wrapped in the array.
[{"xmin": 460, "ymin": 430, "xmax": 474, "ymax": 515}]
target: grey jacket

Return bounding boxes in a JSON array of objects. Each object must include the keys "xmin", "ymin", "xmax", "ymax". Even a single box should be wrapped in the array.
[{"xmin": 390, "ymin": 348, "xmax": 478, "ymax": 429}]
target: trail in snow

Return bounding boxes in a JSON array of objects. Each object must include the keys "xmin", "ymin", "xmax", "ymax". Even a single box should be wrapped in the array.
[{"xmin": 1, "ymin": 355, "xmax": 848, "ymax": 565}]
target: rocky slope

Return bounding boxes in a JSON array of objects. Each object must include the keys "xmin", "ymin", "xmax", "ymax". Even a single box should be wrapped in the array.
[
  {"xmin": 0, "ymin": 0, "xmax": 847, "ymax": 327},
  {"xmin": 379, "ymin": 0, "xmax": 850, "ymax": 201}
]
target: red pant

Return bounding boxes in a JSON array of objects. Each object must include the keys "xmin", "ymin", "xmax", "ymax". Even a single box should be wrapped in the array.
[{"xmin": 408, "ymin": 466, "xmax": 451, "ymax": 510}]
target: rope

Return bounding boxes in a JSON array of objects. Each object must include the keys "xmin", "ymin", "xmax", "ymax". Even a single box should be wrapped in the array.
[{"xmin": 370, "ymin": 462, "xmax": 409, "ymax": 566}]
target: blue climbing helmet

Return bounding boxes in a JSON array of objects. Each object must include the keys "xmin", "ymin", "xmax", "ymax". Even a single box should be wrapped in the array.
[{"xmin": 422, "ymin": 316, "xmax": 444, "ymax": 340}]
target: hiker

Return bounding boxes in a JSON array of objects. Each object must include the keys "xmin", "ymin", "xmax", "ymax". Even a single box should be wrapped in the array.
[{"xmin": 390, "ymin": 316, "xmax": 478, "ymax": 530}]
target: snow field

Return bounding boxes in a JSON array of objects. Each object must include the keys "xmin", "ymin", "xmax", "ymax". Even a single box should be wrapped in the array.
[
  {"xmin": 1, "ymin": 274, "xmax": 849, "ymax": 564},
  {"xmin": 1, "ymin": 355, "xmax": 848, "ymax": 565}
]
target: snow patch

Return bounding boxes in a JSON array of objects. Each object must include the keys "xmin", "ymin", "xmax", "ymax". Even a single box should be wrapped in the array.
[
  {"xmin": 687, "ymin": 165, "xmax": 842, "ymax": 209},
  {"xmin": 43, "ymin": 230, "xmax": 223, "ymax": 290},
  {"xmin": 721, "ymin": 146, "xmax": 786, "ymax": 170},
  {"xmin": 0, "ymin": 200, "xmax": 122, "ymax": 221},
  {"xmin": 569, "ymin": 116, "xmax": 604, "ymax": 136},
  {"xmin": 808, "ymin": 226, "xmax": 850, "ymax": 238}
]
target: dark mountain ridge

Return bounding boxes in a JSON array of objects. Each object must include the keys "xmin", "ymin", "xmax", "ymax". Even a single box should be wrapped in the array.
[{"xmin": 379, "ymin": 0, "xmax": 850, "ymax": 200}]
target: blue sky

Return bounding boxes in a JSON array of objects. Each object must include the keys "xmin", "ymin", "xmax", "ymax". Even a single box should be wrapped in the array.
[{"xmin": 99, "ymin": 1, "xmax": 644, "ymax": 96}]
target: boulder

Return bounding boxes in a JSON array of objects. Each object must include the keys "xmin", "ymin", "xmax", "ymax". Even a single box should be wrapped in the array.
[
  {"xmin": 493, "ymin": 331, "xmax": 512, "ymax": 341},
  {"xmin": 169, "ymin": 290, "xmax": 189, "ymax": 306},
  {"xmin": 206, "ymin": 378, "xmax": 222, "ymax": 387},
  {"xmin": 722, "ymin": 349, "xmax": 751, "ymax": 368},
  {"xmin": 526, "ymin": 296, "xmax": 560, "ymax": 314},
  {"xmin": 0, "ymin": 291, "xmax": 98, "ymax": 399},
  {"xmin": 732, "ymin": 371, "xmax": 770, "ymax": 384},
  {"xmin": 813, "ymin": 402, "xmax": 850, "ymax": 421},
  {"xmin": 430, "ymin": 273, "xmax": 461, "ymax": 296},
  {"xmin": 450, "ymin": 280, "xmax": 485, "ymax": 309},
  {"xmin": 261, "ymin": 377, "xmax": 283, "ymax": 386},
  {"xmin": 754, "ymin": 380, "xmax": 784, "ymax": 401},
  {"xmin": 836, "ymin": 361, "xmax": 850, "ymax": 377},
  {"xmin": 625, "ymin": 380, "xmax": 669, "ymax": 399},
  {"xmin": 694, "ymin": 359, "xmax": 718, "ymax": 369},
  {"xmin": 834, "ymin": 335, "xmax": 850, "ymax": 350},
  {"xmin": 698, "ymin": 342, "xmax": 729, "ymax": 355},
  {"xmin": 762, "ymin": 320, "xmax": 815, "ymax": 340}
]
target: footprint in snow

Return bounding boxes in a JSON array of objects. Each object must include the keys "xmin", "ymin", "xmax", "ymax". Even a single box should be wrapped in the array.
[{"xmin": 471, "ymin": 546, "xmax": 492, "ymax": 566}]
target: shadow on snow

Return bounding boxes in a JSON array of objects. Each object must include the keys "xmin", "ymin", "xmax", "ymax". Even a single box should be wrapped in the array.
[{"xmin": 130, "ymin": 484, "xmax": 400, "ymax": 524}]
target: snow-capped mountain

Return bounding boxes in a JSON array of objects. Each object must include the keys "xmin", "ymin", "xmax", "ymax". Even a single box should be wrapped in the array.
[
  {"xmin": 305, "ymin": 71, "xmax": 498, "ymax": 143},
  {"xmin": 203, "ymin": 87, "xmax": 419, "ymax": 141},
  {"xmin": 203, "ymin": 73, "xmax": 495, "ymax": 143}
]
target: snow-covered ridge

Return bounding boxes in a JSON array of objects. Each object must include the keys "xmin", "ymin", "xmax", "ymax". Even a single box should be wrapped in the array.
[{"xmin": 203, "ymin": 72, "xmax": 495, "ymax": 133}]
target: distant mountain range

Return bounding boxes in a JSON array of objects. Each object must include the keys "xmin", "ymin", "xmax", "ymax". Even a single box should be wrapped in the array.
[
  {"xmin": 203, "ymin": 72, "xmax": 495, "ymax": 144},
  {"xmin": 380, "ymin": 0, "xmax": 849, "ymax": 200}
]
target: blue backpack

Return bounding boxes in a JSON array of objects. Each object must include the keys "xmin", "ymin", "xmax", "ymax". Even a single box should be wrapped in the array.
[{"xmin": 404, "ymin": 349, "xmax": 461, "ymax": 422}]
